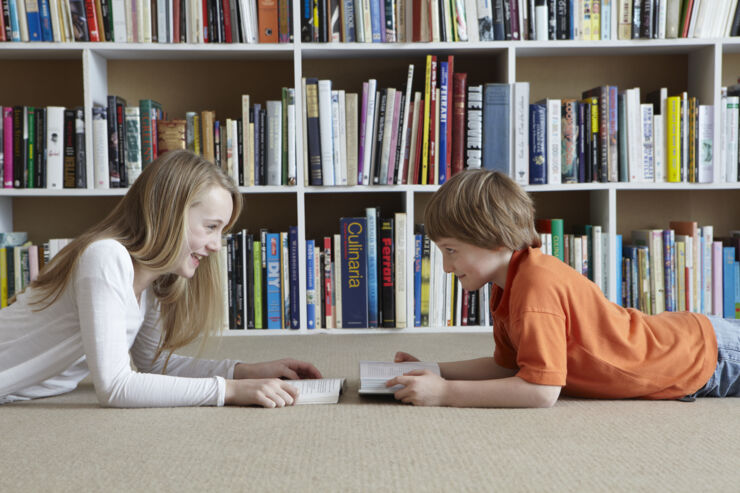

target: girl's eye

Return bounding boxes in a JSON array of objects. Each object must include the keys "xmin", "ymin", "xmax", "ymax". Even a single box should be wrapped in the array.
[{"xmin": 208, "ymin": 225, "xmax": 218, "ymax": 231}]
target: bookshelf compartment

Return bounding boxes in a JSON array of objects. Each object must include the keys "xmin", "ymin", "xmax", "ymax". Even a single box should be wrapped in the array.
[
  {"xmin": 234, "ymin": 193, "xmax": 297, "ymax": 234},
  {"xmin": 304, "ymin": 191, "xmax": 405, "ymax": 240},
  {"xmin": 617, "ymin": 190, "xmax": 740, "ymax": 239},
  {"xmin": 0, "ymin": 59, "xmax": 84, "ymax": 109}
]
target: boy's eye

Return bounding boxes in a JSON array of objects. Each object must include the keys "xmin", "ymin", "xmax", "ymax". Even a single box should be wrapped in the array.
[{"xmin": 446, "ymin": 248, "xmax": 455, "ymax": 254}]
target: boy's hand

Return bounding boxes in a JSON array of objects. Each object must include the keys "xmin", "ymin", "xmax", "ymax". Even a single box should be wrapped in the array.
[
  {"xmin": 386, "ymin": 370, "xmax": 448, "ymax": 406},
  {"xmin": 233, "ymin": 359, "xmax": 323, "ymax": 380},
  {"xmin": 394, "ymin": 351, "xmax": 420, "ymax": 363}
]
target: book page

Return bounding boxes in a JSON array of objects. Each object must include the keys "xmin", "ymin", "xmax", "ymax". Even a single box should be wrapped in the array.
[
  {"xmin": 359, "ymin": 361, "xmax": 440, "ymax": 394},
  {"xmin": 289, "ymin": 378, "xmax": 345, "ymax": 405}
]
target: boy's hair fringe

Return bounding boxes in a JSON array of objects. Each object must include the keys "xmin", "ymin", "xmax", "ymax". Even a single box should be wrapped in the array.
[{"xmin": 424, "ymin": 169, "xmax": 541, "ymax": 251}]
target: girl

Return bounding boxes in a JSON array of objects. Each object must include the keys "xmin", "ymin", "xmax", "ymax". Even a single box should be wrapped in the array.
[{"xmin": 0, "ymin": 150, "xmax": 321, "ymax": 408}]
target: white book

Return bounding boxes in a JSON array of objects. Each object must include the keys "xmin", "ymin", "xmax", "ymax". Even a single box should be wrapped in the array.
[
  {"xmin": 265, "ymin": 100, "xmax": 283, "ymax": 186},
  {"xmin": 656, "ymin": 0, "xmax": 666, "ymax": 38},
  {"xmin": 281, "ymin": 232, "xmax": 290, "ymax": 328},
  {"xmin": 640, "ymin": 104, "xmax": 654, "ymax": 182},
  {"xmin": 688, "ymin": 0, "xmax": 701, "ymax": 37},
  {"xmin": 92, "ymin": 108, "xmax": 109, "ymax": 189},
  {"xmin": 430, "ymin": 0, "xmax": 440, "ymax": 41},
  {"xmin": 353, "ymin": 0, "xmax": 364, "ymax": 42},
  {"xmin": 628, "ymin": 88, "xmax": 644, "ymax": 182},
  {"xmin": 719, "ymin": 89, "xmax": 727, "ymax": 183},
  {"xmin": 330, "ymin": 91, "xmax": 342, "ymax": 186},
  {"xmin": 45, "ymin": 106, "xmax": 65, "ymax": 190},
  {"xmin": 697, "ymin": 105, "xmax": 714, "ymax": 183},
  {"xmin": 142, "ymin": 0, "xmax": 152, "ymax": 42},
  {"xmin": 681, "ymin": 91, "xmax": 688, "ymax": 182},
  {"xmin": 665, "ymin": 0, "xmax": 680, "ymax": 37},
  {"xmin": 653, "ymin": 113, "xmax": 665, "ymax": 183},
  {"xmin": 336, "ymin": 90, "xmax": 347, "ymax": 186},
  {"xmin": 464, "ymin": 0, "xmax": 479, "ymax": 41},
  {"xmin": 301, "ymin": 78, "xmax": 309, "ymax": 186},
  {"xmin": 16, "ymin": 0, "xmax": 28, "ymax": 41},
  {"xmin": 394, "ymin": 212, "xmax": 407, "ymax": 329},
  {"xmin": 476, "ymin": 0, "xmax": 493, "ymax": 40},
  {"xmin": 318, "ymin": 79, "xmax": 335, "ymax": 186},
  {"xmin": 359, "ymin": 361, "xmax": 440, "ymax": 394},
  {"xmin": 513, "ymin": 81, "xmax": 530, "ymax": 185},
  {"xmin": 725, "ymin": 0, "xmax": 739, "ymax": 36},
  {"xmin": 241, "ymin": 95, "xmax": 252, "ymax": 185},
  {"xmin": 230, "ymin": 119, "xmax": 239, "ymax": 184},
  {"xmin": 541, "ymin": 98, "xmax": 561, "ymax": 185},
  {"xmin": 362, "ymin": 0, "xmax": 372, "ymax": 43},
  {"xmin": 361, "ymin": 80, "xmax": 377, "ymax": 185},
  {"xmin": 48, "ymin": 0, "xmax": 61, "ymax": 41},
  {"xmin": 111, "ymin": 0, "xmax": 126, "ymax": 42},
  {"xmin": 345, "ymin": 92, "xmax": 359, "ymax": 186},
  {"xmin": 574, "ymin": 235, "xmax": 583, "ymax": 275},
  {"xmin": 289, "ymin": 378, "xmax": 345, "ymax": 405},
  {"xmin": 287, "ymin": 88, "xmax": 297, "ymax": 186},
  {"xmin": 157, "ymin": 0, "xmax": 167, "ymax": 41},
  {"xmin": 726, "ymin": 96, "xmax": 739, "ymax": 183},
  {"xmin": 379, "ymin": 87, "xmax": 396, "ymax": 185},
  {"xmin": 701, "ymin": 225, "xmax": 713, "ymax": 314}
]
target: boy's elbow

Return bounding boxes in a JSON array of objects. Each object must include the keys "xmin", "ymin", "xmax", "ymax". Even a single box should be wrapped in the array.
[{"xmin": 534, "ymin": 385, "xmax": 561, "ymax": 408}]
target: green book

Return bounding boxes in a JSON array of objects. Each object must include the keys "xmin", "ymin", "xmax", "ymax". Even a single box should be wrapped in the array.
[
  {"xmin": 253, "ymin": 240, "xmax": 263, "ymax": 329},
  {"xmin": 27, "ymin": 107, "xmax": 35, "ymax": 189},
  {"xmin": 551, "ymin": 218, "xmax": 564, "ymax": 262}
]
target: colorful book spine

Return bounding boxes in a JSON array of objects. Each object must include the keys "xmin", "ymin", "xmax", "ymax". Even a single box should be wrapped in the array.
[
  {"xmin": 413, "ymin": 233, "xmax": 422, "ymax": 327},
  {"xmin": 365, "ymin": 207, "xmax": 378, "ymax": 328},
  {"xmin": 665, "ymin": 95, "xmax": 681, "ymax": 182},
  {"xmin": 340, "ymin": 217, "xmax": 368, "ymax": 328},
  {"xmin": 288, "ymin": 226, "xmax": 299, "ymax": 329},
  {"xmin": 529, "ymin": 103, "xmax": 546, "ymax": 184},
  {"xmin": 265, "ymin": 232, "xmax": 282, "ymax": 329},
  {"xmin": 305, "ymin": 238, "xmax": 316, "ymax": 329},
  {"xmin": 380, "ymin": 216, "xmax": 395, "ymax": 328},
  {"xmin": 438, "ymin": 61, "xmax": 449, "ymax": 184},
  {"xmin": 723, "ymin": 247, "xmax": 736, "ymax": 319}
]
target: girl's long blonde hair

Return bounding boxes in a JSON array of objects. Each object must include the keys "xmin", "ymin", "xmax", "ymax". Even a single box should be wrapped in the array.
[{"xmin": 30, "ymin": 150, "xmax": 242, "ymax": 365}]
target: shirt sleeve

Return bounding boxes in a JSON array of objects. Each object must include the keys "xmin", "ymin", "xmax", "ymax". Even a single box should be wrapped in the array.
[
  {"xmin": 508, "ymin": 310, "xmax": 568, "ymax": 387},
  {"xmin": 130, "ymin": 294, "xmax": 240, "ymax": 380},
  {"xmin": 75, "ymin": 241, "xmax": 227, "ymax": 408}
]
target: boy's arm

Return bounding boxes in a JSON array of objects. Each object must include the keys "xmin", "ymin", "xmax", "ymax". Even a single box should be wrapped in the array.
[
  {"xmin": 439, "ymin": 357, "xmax": 518, "ymax": 380},
  {"xmin": 387, "ymin": 371, "xmax": 561, "ymax": 408}
]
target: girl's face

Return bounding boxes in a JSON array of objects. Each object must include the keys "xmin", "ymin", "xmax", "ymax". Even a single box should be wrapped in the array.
[{"xmin": 174, "ymin": 186, "xmax": 234, "ymax": 279}]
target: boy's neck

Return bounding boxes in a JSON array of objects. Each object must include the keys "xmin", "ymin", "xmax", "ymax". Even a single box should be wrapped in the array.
[{"xmin": 491, "ymin": 248, "xmax": 514, "ymax": 289}]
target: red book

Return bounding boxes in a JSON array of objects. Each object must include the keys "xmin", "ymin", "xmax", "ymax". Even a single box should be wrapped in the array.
[
  {"xmin": 222, "ymin": 0, "xmax": 233, "ymax": 42},
  {"xmin": 681, "ymin": 0, "xmax": 695, "ymax": 38},
  {"xmin": 202, "ymin": 0, "xmax": 209, "ymax": 41},
  {"xmin": 84, "ymin": 0, "xmax": 100, "ymax": 41},
  {"xmin": 173, "ymin": 0, "xmax": 181, "ymax": 42},
  {"xmin": 323, "ymin": 236, "xmax": 333, "ymax": 328},
  {"xmin": 258, "ymin": 0, "xmax": 278, "ymax": 43},
  {"xmin": 451, "ymin": 72, "xmax": 467, "ymax": 177},
  {"xmin": 0, "ymin": 4, "xmax": 6, "ymax": 41},
  {"xmin": 461, "ymin": 290, "xmax": 469, "ymax": 326}
]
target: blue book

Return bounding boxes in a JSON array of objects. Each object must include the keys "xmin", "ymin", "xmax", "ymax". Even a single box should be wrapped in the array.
[
  {"xmin": 265, "ymin": 233, "xmax": 282, "ymax": 329},
  {"xmin": 438, "ymin": 62, "xmax": 449, "ymax": 184},
  {"xmin": 615, "ymin": 234, "xmax": 622, "ymax": 306},
  {"xmin": 482, "ymin": 83, "xmax": 510, "ymax": 174},
  {"xmin": 38, "ymin": 0, "xmax": 53, "ymax": 41},
  {"xmin": 369, "ymin": 0, "xmax": 381, "ymax": 42},
  {"xmin": 723, "ymin": 247, "xmax": 736, "ymax": 319},
  {"xmin": 365, "ymin": 208, "xmax": 379, "ymax": 328},
  {"xmin": 306, "ymin": 239, "xmax": 316, "ymax": 329},
  {"xmin": 734, "ymin": 262, "xmax": 740, "ymax": 319},
  {"xmin": 413, "ymin": 234, "xmax": 422, "ymax": 327},
  {"xmin": 529, "ymin": 103, "xmax": 547, "ymax": 184},
  {"xmin": 25, "ymin": 0, "xmax": 43, "ymax": 41},
  {"xmin": 663, "ymin": 230, "xmax": 676, "ymax": 312},
  {"xmin": 7, "ymin": 0, "xmax": 21, "ymax": 41},
  {"xmin": 288, "ymin": 226, "xmax": 300, "ymax": 329},
  {"xmin": 340, "ymin": 217, "xmax": 369, "ymax": 328}
]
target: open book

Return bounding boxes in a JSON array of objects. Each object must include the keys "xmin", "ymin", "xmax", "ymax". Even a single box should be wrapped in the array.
[
  {"xmin": 288, "ymin": 378, "xmax": 345, "ymax": 405},
  {"xmin": 359, "ymin": 361, "xmax": 441, "ymax": 395}
]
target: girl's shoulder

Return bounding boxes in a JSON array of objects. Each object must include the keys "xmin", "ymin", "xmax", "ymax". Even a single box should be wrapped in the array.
[{"xmin": 77, "ymin": 239, "xmax": 133, "ymax": 278}]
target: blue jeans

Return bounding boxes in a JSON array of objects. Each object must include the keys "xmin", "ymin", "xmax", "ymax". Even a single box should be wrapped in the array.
[{"xmin": 692, "ymin": 316, "xmax": 740, "ymax": 398}]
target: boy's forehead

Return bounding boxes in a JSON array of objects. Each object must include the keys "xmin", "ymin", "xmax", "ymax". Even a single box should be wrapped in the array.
[{"xmin": 435, "ymin": 237, "xmax": 465, "ymax": 247}]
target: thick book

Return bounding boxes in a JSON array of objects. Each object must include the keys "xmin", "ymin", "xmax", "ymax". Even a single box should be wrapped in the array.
[
  {"xmin": 379, "ymin": 216, "xmax": 395, "ymax": 328},
  {"xmin": 257, "ymin": 0, "xmax": 277, "ymax": 41},
  {"xmin": 156, "ymin": 119, "xmax": 187, "ymax": 156},
  {"xmin": 340, "ymin": 216, "xmax": 369, "ymax": 328},
  {"xmin": 482, "ymin": 82, "xmax": 511, "ymax": 175},
  {"xmin": 358, "ymin": 361, "xmax": 440, "ymax": 394},
  {"xmin": 265, "ymin": 232, "xmax": 282, "ymax": 329},
  {"xmin": 290, "ymin": 378, "xmax": 345, "ymax": 405}
]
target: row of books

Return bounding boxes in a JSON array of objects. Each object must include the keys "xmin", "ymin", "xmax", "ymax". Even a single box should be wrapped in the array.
[
  {"xmin": 535, "ymin": 218, "xmax": 610, "ymax": 292},
  {"xmin": 621, "ymin": 223, "xmax": 740, "ymax": 318},
  {"xmin": 219, "ymin": 228, "xmax": 300, "ymax": 330},
  {"xmin": 303, "ymin": 0, "xmax": 740, "ymax": 44},
  {"xmin": 0, "ymin": 0, "xmax": 292, "ymax": 43},
  {"xmin": 0, "ymin": 232, "xmax": 71, "ymax": 307}
]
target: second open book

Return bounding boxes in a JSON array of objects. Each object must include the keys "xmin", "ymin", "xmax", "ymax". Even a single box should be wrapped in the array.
[{"xmin": 359, "ymin": 361, "xmax": 441, "ymax": 394}]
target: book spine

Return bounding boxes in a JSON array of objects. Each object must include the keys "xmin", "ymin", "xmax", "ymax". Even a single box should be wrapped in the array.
[
  {"xmin": 466, "ymin": 84, "xmax": 483, "ymax": 170},
  {"xmin": 3, "ymin": 108, "xmax": 13, "ymax": 188},
  {"xmin": 340, "ymin": 217, "xmax": 369, "ymax": 328},
  {"xmin": 74, "ymin": 108, "xmax": 86, "ymax": 189},
  {"xmin": 265, "ymin": 232, "xmax": 282, "ymax": 328},
  {"xmin": 413, "ymin": 233, "xmax": 422, "ymax": 326},
  {"xmin": 365, "ymin": 207, "xmax": 378, "ymax": 327},
  {"xmin": 513, "ymin": 81, "xmax": 529, "ymax": 185},
  {"xmin": 394, "ymin": 212, "xmax": 406, "ymax": 328},
  {"xmin": 380, "ymin": 217, "xmax": 395, "ymax": 327},
  {"xmin": 451, "ymin": 72, "xmax": 467, "ymax": 178},
  {"xmin": 482, "ymin": 83, "xmax": 511, "ymax": 174},
  {"xmin": 529, "ymin": 103, "xmax": 547, "ymax": 184}
]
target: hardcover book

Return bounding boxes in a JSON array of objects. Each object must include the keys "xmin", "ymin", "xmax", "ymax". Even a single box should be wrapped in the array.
[
  {"xmin": 265, "ymin": 232, "xmax": 282, "ymax": 329},
  {"xmin": 340, "ymin": 216, "xmax": 368, "ymax": 328}
]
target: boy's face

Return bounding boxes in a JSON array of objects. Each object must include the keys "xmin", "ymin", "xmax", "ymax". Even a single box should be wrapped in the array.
[{"xmin": 434, "ymin": 237, "xmax": 513, "ymax": 290}]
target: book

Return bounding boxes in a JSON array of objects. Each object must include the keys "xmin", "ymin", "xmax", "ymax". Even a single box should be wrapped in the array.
[
  {"xmin": 156, "ymin": 120, "xmax": 186, "ymax": 156},
  {"xmin": 290, "ymin": 378, "xmax": 345, "ymax": 405},
  {"xmin": 340, "ymin": 216, "xmax": 368, "ymax": 328},
  {"xmin": 358, "ymin": 360, "xmax": 441, "ymax": 394}
]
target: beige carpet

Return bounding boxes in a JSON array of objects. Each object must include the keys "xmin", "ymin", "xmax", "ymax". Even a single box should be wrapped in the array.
[{"xmin": 2, "ymin": 332, "xmax": 739, "ymax": 492}]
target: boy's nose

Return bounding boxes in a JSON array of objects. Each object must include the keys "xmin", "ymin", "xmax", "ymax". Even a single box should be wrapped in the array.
[{"xmin": 442, "ymin": 258, "xmax": 453, "ymax": 274}]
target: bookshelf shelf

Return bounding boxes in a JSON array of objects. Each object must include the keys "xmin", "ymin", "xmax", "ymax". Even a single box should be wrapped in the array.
[{"xmin": 3, "ymin": 28, "xmax": 740, "ymax": 334}]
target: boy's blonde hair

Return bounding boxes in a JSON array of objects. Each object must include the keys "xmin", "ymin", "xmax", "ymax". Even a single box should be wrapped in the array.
[
  {"xmin": 424, "ymin": 169, "xmax": 541, "ymax": 251},
  {"xmin": 30, "ymin": 150, "xmax": 243, "ymax": 366}
]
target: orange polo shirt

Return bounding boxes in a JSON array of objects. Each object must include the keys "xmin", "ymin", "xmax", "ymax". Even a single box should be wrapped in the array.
[{"xmin": 491, "ymin": 248, "xmax": 717, "ymax": 399}]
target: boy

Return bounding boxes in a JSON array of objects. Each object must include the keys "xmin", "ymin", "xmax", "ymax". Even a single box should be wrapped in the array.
[{"xmin": 386, "ymin": 170, "xmax": 739, "ymax": 407}]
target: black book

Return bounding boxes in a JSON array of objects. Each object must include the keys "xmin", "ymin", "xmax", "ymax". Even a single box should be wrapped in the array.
[
  {"xmin": 372, "ymin": 88, "xmax": 387, "ymax": 184},
  {"xmin": 115, "ymin": 98, "xmax": 127, "ymax": 187},
  {"xmin": 731, "ymin": 0, "xmax": 740, "ymax": 36},
  {"xmin": 35, "ymin": 107, "xmax": 46, "ymax": 188},
  {"xmin": 237, "ymin": 118, "xmax": 244, "ymax": 186},
  {"xmin": 226, "ymin": 234, "xmax": 235, "ymax": 329},
  {"xmin": 640, "ymin": 0, "xmax": 652, "ymax": 39},
  {"xmin": 556, "ymin": 0, "xmax": 568, "ymax": 39},
  {"xmin": 468, "ymin": 290, "xmax": 479, "ymax": 326},
  {"xmin": 74, "ymin": 108, "xmax": 86, "ymax": 189},
  {"xmin": 234, "ymin": 231, "xmax": 244, "ymax": 330},
  {"xmin": 252, "ymin": 104, "xmax": 261, "ymax": 185},
  {"xmin": 63, "ymin": 109, "xmax": 76, "ymax": 188},
  {"xmin": 106, "ymin": 95, "xmax": 122, "ymax": 187},
  {"xmin": 258, "ymin": 108, "xmax": 267, "ymax": 184},
  {"xmin": 245, "ymin": 232, "xmax": 255, "ymax": 329},
  {"xmin": 379, "ymin": 217, "xmax": 395, "ymax": 328},
  {"xmin": 317, "ymin": 0, "xmax": 328, "ymax": 42},
  {"xmin": 492, "ymin": 0, "xmax": 505, "ymax": 40},
  {"xmin": 301, "ymin": 0, "xmax": 313, "ymax": 41}
]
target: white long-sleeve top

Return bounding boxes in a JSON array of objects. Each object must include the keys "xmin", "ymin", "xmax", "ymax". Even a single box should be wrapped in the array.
[{"xmin": 0, "ymin": 239, "xmax": 239, "ymax": 407}]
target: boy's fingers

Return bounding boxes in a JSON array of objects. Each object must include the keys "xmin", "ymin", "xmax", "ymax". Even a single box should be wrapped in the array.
[{"xmin": 403, "ymin": 370, "xmax": 427, "ymax": 377}]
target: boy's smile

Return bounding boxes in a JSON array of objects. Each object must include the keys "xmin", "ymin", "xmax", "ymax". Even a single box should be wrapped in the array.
[{"xmin": 434, "ymin": 237, "xmax": 513, "ymax": 290}]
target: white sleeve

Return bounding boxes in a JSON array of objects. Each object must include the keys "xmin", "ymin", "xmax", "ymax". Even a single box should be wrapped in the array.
[
  {"xmin": 75, "ymin": 241, "xmax": 226, "ymax": 408},
  {"xmin": 130, "ymin": 294, "xmax": 240, "ymax": 380}
]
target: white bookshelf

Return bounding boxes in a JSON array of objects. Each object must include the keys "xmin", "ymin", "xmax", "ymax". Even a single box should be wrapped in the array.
[{"xmin": 2, "ymin": 33, "xmax": 740, "ymax": 333}]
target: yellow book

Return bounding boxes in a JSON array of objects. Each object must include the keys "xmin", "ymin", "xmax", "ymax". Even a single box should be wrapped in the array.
[
  {"xmin": 421, "ymin": 55, "xmax": 434, "ymax": 185},
  {"xmin": 665, "ymin": 96, "xmax": 682, "ymax": 182},
  {"xmin": 1, "ymin": 248, "xmax": 7, "ymax": 308},
  {"xmin": 420, "ymin": 238, "xmax": 431, "ymax": 326},
  {"xmin": 591, "ymin": 0, "xmax": 601, "ymax": 40}
]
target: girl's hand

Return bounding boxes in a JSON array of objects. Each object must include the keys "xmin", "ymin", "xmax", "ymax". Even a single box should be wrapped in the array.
[
  {"xmin": 224, "ymin": 378, "xmax": 299, "ymax": 408},
  {"xmin": 394, "ymin": 351, "xmax": 420, "ymax": 363},
  {"xmin": 234, "ymin": 359, "xmax": 322, "ymax": 380},
  {"xmin": 385, "ymin": 370, "xmax": 449, "ymax": 406}
]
